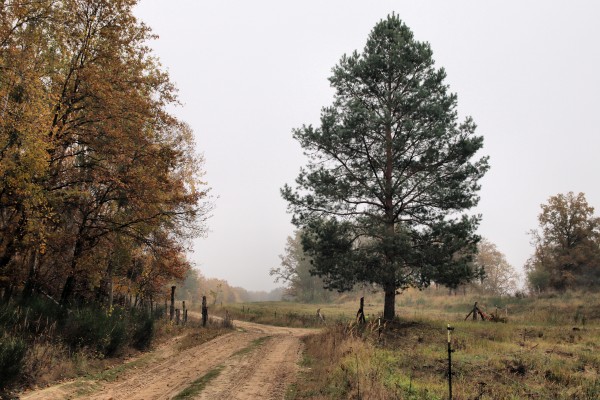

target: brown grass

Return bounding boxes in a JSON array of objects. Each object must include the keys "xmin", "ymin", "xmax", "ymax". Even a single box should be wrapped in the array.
[{"xmin": 285, "ymin": 290, "xmax": 600, "ymax": 400}]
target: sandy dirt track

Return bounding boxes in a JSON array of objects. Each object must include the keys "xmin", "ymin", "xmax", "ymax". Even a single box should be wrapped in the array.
[{"xmin": 21, "ymin": 318, "xmax": 317, "ymax": 400}]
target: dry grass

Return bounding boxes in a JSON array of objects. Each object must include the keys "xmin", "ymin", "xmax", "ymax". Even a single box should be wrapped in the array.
[{"xmin": 282, "ymin": 290, "xmax": 600, "ymax": 400}]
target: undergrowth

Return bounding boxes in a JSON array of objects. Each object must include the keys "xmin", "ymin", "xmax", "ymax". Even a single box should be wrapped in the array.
[{"xmin": 0, "ymin": 296, "xmax": 190, "ymax": 395}]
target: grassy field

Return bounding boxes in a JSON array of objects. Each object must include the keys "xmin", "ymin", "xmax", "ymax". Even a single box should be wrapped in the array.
[{"xmin": 219, "ymin": 290, "xmax": 600, "ymax": 399}]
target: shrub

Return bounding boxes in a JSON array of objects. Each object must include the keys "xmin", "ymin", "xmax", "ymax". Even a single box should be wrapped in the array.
[
  {"xmin": 131, "ymin": 314, "xmax": 154, "ymax": 351},
  {"xmin": 0, "ymin": 336, "xmax": 27, "ymax": 389},
  {"xmin": 62, "ymin": 307, "xmax": 129, "ymax": 356}
]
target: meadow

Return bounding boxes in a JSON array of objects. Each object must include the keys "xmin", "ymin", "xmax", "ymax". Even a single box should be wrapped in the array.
[{"xmin": 218, "ymin": 290, "xmax": 600, "ymax": 399}]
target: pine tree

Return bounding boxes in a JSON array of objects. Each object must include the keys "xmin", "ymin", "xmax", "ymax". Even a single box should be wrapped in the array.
[{"xmin": 282, "ymin": 14, "xmax": 489, "ymax": 320}]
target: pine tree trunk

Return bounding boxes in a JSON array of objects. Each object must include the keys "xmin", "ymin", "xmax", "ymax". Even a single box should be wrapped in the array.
[
  {"xmin": 383, "ymin": 284, "xmax": 395, "ymax": 321},
  {"xmin": 382, "ymin": 119, "xmax": 397, "ymax": 322}
]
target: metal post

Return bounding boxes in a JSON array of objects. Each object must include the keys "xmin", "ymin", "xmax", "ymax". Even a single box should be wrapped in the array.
[{"xmin": 447, "ymin": 324, "xmax": 455, "ymax": 400}]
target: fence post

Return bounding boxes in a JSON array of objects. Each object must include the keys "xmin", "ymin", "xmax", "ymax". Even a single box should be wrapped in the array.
[
  {"xmin": 182, "ymin": 301, "xmax": 186, "ymax": 325},
  {"xmin": 356, "ymin": 297, "xmax": 366, "ymax": 324},
  {"xmin": 202, "ymin": 295, "xmax": 208, "ymax": 327},
  {"xmin": 447, "ymin": 324, "xmax": 455, "ymax": 400},
  {"xmin": 170, "ymin": 286, "xmax": 176, "ymax": 321}
]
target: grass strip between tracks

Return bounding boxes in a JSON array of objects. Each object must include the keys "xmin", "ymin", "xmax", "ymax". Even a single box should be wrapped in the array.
[
  {"xmin": 172, "ymin": 365, "xmax": 225, "ymax": 399},
  {"xmin": 231, "ymin": 335, "xmax": 271, "ymax": 357},
  {"xmin": 173, "ymin": 335, "xmax": 272, "ymax": 399}
]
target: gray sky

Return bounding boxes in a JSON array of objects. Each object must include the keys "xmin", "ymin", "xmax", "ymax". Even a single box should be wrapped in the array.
[{"xmin": 134, "ymin": 1, "xmax": 600, "ymax": 292}]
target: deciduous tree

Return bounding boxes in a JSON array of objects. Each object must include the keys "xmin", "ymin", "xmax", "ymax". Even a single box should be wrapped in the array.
[
  {"xmin": 270, "ymin": 232, "xmax": 333, "ymax": 303},
  {"xmin": 0, "ymin": 0, "xmax": 211, "ymax": 307},
  {"xmin": 473, "ymin": 239, "xmax": 518, "ymax": 296},
  {"xmin": 526, "ymin": 192, "xmax": 600, "ymax": 292}
]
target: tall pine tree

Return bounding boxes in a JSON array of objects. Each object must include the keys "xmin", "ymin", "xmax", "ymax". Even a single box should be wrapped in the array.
[{"xmin": 282, "ymin": 15, "xmax": 489, "ymax": 320}]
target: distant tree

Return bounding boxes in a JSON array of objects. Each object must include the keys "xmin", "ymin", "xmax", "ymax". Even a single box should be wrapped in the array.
[
  {"xmin": 209, "ymin": 283, "xmax": 223, "ymax": 306},
  {"xmin": 526, "ymin": 192, "xmax": 600, "ymax": 292},
  {"xmin": 178, "ymin": 269, "xmax": 201, "ymax": 303},
  {"xmin": 270, "ymin": 232, "xmax": 333, "ymax": 303},
  {"xmin": 473, "ymin": 239, "xmax": 518, "ymax": 296},
  {"xmin": 282, "ymin": 15, "xmax": 489, "ymax": 320}
]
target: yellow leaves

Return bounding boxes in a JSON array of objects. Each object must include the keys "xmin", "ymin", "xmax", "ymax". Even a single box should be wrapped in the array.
[{"xmin": 0, "ymin": 0, "xmax": 210, "ymax": 306}]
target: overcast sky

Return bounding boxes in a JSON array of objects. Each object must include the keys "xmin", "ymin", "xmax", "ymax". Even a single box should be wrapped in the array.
[{"xmin": 134, "ymin": 1, "xmax": 600, "ymax": 292}]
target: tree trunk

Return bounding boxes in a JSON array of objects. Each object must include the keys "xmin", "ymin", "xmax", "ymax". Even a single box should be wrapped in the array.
[
  {"xmin": 107, "ymin": 261, "xmax": 114, "ymax": 310},
  {"xmin": 382, "ymin": 118, "xmax": 396, "ymax": 322},
  {"xmin": 60, "ymin": 275, "xmax": 75, "ymax": 305},
  {"xmin": 2, "ymin": 284, "xmax": 13, "ymax": 303},
  {"xmin": 383, "ymin": 284, "xmax": 395, "ymax": 321},
  {"xmin": 22, "ymin": 249, "xmax": 39, "ymax": 299},
  {"xmin": 0, "ymin": 204, "xmax": 25, "ymax": 272},
  {"xmin": 60, "ymin": 237, "xmax": 83, "ymax": 305}
]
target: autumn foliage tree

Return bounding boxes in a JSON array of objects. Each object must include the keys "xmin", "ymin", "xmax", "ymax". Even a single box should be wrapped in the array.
[
  {"xmin": 472, "ymin": 239, "xmax": 518, "ymax": 296},
  {"xmin": 526, "ymin": 192, "xmax": 600, "ymax": 292},
  {"xmin": 0, "ymin": 0, "xmax": 210, "ymax": 307}
]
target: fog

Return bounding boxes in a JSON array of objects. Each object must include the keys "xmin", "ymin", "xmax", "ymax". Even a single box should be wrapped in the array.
[{"xmin": 135, "ymin": 1, "xmax": 600, "ymax": 291}]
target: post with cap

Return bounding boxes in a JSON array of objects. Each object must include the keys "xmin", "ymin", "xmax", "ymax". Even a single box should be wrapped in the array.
[{"xmin": 447, "ymin": 324, "xmax": 455, "ymax": 400}]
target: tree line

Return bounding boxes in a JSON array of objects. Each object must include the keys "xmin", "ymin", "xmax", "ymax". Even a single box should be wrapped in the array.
[
  {"xmin": 179, "ymin": 269, "xmax": 284, "ymax": 306},
  {"xmin": 0, "ymin": 0, "xmax": 210, "ymax": 308},
  {"xmin": 274, "ymin": 191, "xmax": 600, "ymax": 301}
]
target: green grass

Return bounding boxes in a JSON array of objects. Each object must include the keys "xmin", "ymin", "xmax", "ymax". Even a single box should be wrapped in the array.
[{"xmin": 172, "ymin": 365, "xmax": 225, "ymax": 399}]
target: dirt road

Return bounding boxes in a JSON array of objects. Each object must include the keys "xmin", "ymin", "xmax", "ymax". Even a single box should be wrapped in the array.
[{"xmin": 21, "ymin": 318, "xmax": 317, "ymax": 400}]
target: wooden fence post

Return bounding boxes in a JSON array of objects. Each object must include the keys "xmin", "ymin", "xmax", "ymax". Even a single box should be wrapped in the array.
[
  {"xmin": 182, "ymin": 301, "xmax": 186, "ymax": 325},
  {"xmin": 202, "ymin": 295, "xmax": 208, "ymax": 327},
  {"xmin": 356, "ymin": 297, "xmax": 366, "ymax": 324},
  {"xmin": 176, "ymin": 308, "xmax": 180, "ymax": 325},
  {"xmin": 170, "ymin": 286, "xmax": 176, "ymax": 321}
]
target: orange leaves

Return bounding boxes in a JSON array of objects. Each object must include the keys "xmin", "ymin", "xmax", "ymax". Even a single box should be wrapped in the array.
[{"xmin": 0, "ymin": 0, "xmax": 210, "ymax": 305}]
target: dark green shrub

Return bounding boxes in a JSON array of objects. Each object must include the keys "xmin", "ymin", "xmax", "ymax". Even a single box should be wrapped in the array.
[
  {"xmin": 0, "ymin": 336, "xmax": 26, "ymax": 389},
  {"xmin": 63, "ymin": 307, "xmax": 129, "ymax": 356},
  {"xmin": 131, "ymin": 315, "xmax": 154, "ymax": 351},
  {"xmin": 105, "ymin": 316, "xmax": 127, "ymax": 356},
  {"xmin": 62, "ymin": 308, "xmax": 109, "ymax": 351}
]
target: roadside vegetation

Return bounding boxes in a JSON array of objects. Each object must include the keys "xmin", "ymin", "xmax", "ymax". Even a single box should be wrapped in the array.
[{"xmin": 0, "ymin": 296, "xmax": 232, "ymax": 397}]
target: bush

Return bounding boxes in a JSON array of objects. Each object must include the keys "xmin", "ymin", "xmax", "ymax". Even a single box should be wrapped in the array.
[
  {"xmin": 62, "ymin": 307, "xmax": 129, "ymax": 356},
  {"xmin": 105, "ymin": 315, "xmax": 127, "ymax": 357},
  {"xmin": 0, "ymin": 336, "xmax": 27, "ymax": 389},
  {"xmin": 131, "ymin": 314, "xmax": 154, "ymax": 351}
]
